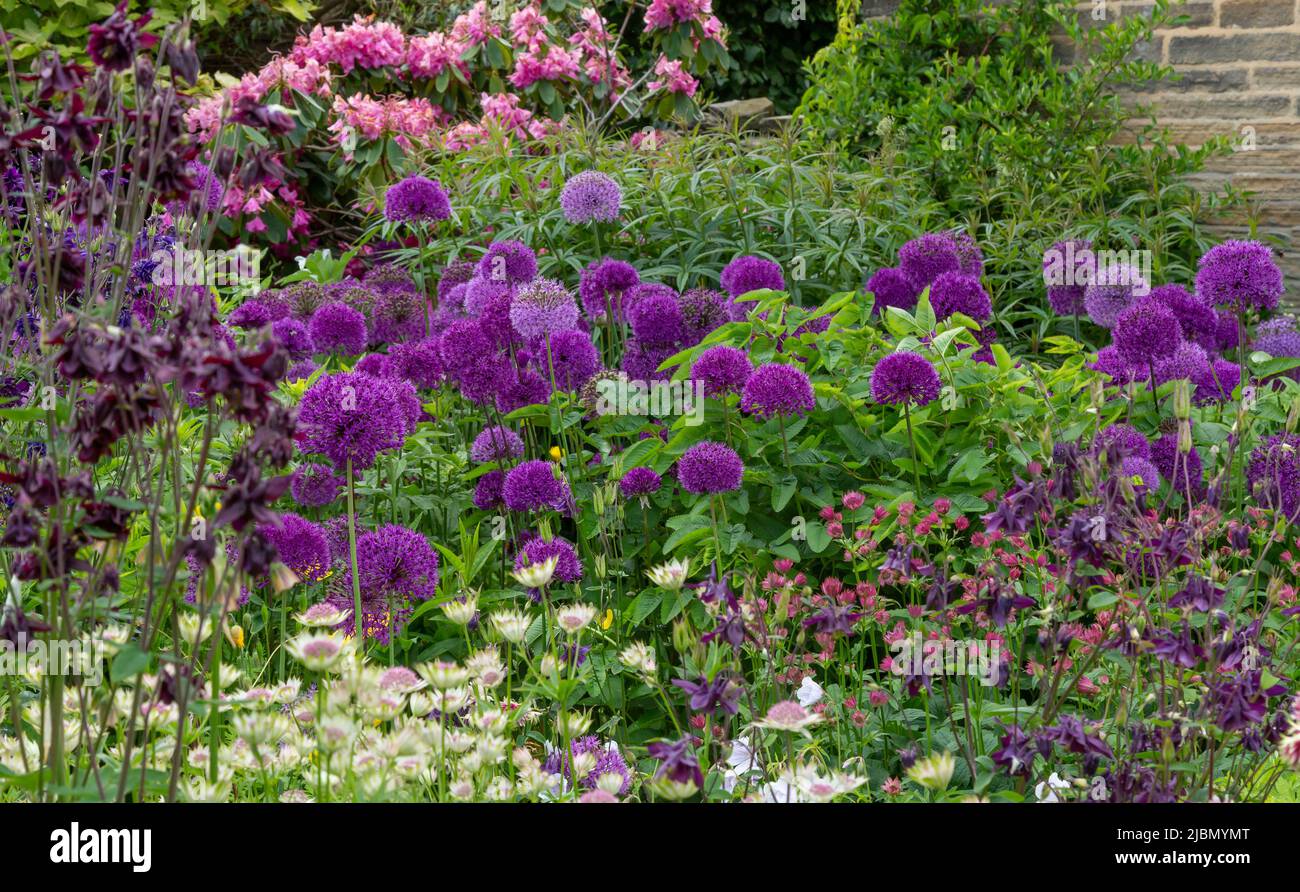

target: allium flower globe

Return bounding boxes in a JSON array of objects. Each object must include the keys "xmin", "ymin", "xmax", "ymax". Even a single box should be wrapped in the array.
[
  {"xmin": 929, "ymin": 272, "xmax": 992, "ymax": 322},
  {"xmin": 503, "ymin": 459, "xmax": 571, "ymax": 513},
  {"xmin": 296, "ymin": 371, "xmax": 410, "ymax": 471},
  {"xmin": 628, "ymin": 290, "xmax": 686, "ymax": 345},
  {"xmin": 1084, "ymin": 264, "xmax": 1147, "ymax": 329},
  {"xmin": 515, "ymin": 536, "xmax": 583, "ymax": 584},
  {"xmin": 1246, "ymin": 433, "xmax": 1300, "ymax": 520},
  {"xmin": 1195, "ymin": 240, "xmax": 1284, "ymax": 313},
  {"xmin": 580, "ymin": 258, "xmax": 640, "ymax": 321},
  {"xmin": 740, "ymin": 363, "xmax": 816, "ymax": 419},
  {"xmin": 478, "ymin": 240, "xmax": 538, "ymax": 285},
  {"xmin": 720, "ymin": 255, "xmax": 784, "ymax": 298},
  {"xmin": 470, "ymin": 425, "xmax": 525, "ymax": 463},
  {"xmin": 870, "ymin": 351, "xmax": 941, "ymax": 407},
  {"xmin": 867, "ymin": 267, "xmax": 919, "ymax": 315},
  {"xmin": 309, "ymin": 302, "xmax": 368, "ymax": 355},
  {"xmin": 691, "ymin": 345, "xmax": 752, "ymax": 397},
  {"xmin": 619, "ymin": 467, "xmax": 663, "ymax": 499},
  {"xmin": 560, "ymin": 171, "xmax": 621, "ymax": 224},
  {"xmin": 384, "ymin": 175, "xmax": 451, "ymax": 223},
  {"xmin": 1113, "ymin": 298, "xmax": 1183, "ymax": 366},
  {"xmin": 898, "ymin": 233, "xmax": 961, "ymax": 290},
  {"xmin": 546, "ymin": 329, "xmax": 601, "ymax": 390},
  {"xmin": 511, "ymin": 278, "xmax": 580, "ymax": 339},
  {"xmin": 290, "ymin": 462, "xmax": 342, "ymax": 507},
  {"xmin": 677, "ymin": 441, "xmax": 744, "ymax": 494}
]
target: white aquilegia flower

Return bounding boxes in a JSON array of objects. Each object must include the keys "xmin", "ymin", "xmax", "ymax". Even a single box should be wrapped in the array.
[
  {"xmin": 1034, "ymin": 771, "xmax": 1071, "ymax": 803},
  {"xmin": 646, "ymin": 558, "xmax": 690, "ymax": 591},
  {"xmin": 796, "ymin": 676, "xmax": 824, "ymax": 707}
]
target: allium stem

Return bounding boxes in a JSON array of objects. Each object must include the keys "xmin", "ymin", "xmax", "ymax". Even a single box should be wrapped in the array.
[
  {"xmin": 346, "ymin": 457, "xmax": 364, "ymax": 661},
  {"xmin": 903, "ymin": 401, "xmax": 921, "ymax": 498}
]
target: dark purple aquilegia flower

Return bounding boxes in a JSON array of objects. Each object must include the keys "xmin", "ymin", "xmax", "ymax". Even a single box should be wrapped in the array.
[
  {"xmin": 647, "ymin": 736, "xmax": 704, "ymax": 788},
  {"xmin": 672, "ymin": 673, "xmax": 742, "ymax": 717}
]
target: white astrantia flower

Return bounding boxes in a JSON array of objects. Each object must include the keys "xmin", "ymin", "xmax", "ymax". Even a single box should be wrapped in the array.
[
  {"xmin": 796, "ymin": 675, "xmax": 824, "ymax": 707},
  {"xmin": 512, "ymin": 555, "xmax": 558, "ymax": 589},
  {"xmin": 646, "ymin": 557, "xmax": 690, "ymax": 591}
]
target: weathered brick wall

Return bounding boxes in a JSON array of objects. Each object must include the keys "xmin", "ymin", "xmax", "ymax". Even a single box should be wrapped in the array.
[{"xmin": 858, "ymin": 0, "xmax": 1300, "ymax": 301}]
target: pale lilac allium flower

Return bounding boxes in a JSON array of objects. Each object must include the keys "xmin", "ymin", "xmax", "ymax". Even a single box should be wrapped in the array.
[
  {"xmin": 511, "ymin": 278, "xmax": 579, "ymax": 339},
  {"xmin": 560, "ymin": 171, "xmax": 621, "ymax": 224}
]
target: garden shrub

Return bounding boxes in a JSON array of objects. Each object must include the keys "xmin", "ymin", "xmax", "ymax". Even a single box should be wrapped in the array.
[{"xmin": 797, "ymin": 0, "xmax": 1246, "ymax": 333}]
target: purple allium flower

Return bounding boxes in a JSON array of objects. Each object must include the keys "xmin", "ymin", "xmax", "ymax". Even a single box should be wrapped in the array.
[
  {"xmin": 691, "ymin": 344, "xmax": 752, "ymax": 397},
  {"xmin": 628, "ymin": 289, "xmax": 685, "ymax": 345},
  {"xmin": 1113, "ymin": 298, "xmax": 1183, "ymax": 366},
  {"xmin": 472, "ymin": 469, "xmax": 505, "ymax": 510},
  {"xmin": 463, "ymin": 275, "xmax": 513, "ymax": 318},
  {"xmin": 290, "ymin": 462, "xmax": 343, "ymax": 508},
  {"xmin": 388, "ymin": 338, "xmax": 443, "ymax": 389},
  {"xmin": 478, "ymin": 240, "xmax": 537, "ymax": 286},
  {"xmin": 354, "ymin": 352, "xmax": 397, "ymax": 378},
  {"xmin": 1195, "ymin": 240, "xmax": 1284, "ymax": 313},
  {"xmin": 1084, "ymin": 264, "xmax": 1147, "ymax": 329},
  {"xmin": 1214, "ymin": 310, "xmax": 1240, "ymax": 352},
  {"xmin": 438, "ymin": 318, "xmax": 493, "ymax": 374},
  {"xmin": 286, "ymin": 359, "xmax": 319, "ymax": 382},
  {"xmin": 869, "ymin": 351, "xmax": 941, "ymax": 407},
  {"xmin": 560, "ymin": 171, "xmax": 621, "ymax": 224},
  {"xmin": 510, "ymin": 278, "xmax": 579, "ymax": 339},
  {"xmin": 720, "ymin": 255, "xmax": 784, "ymax": 298},
  {"xmin": 495, "ymin": 367, "xmax": 551, "ymax": 414},
  {"xmin": 898, "ymin": 233, "xmax": 961, "ymax": 290},
  {"xmin": 740, "ymin": 362, "xmax": 815, "ymax": 419},
  {"xmin": 503, "ymin": 459, "xmax": 570, "ymax": 512},
  {"xmin": 355, "ymin": 523, "xmax": 440, "ymax": 600},
  {"xmin": 174, "ymin": 160, "xmax": 223, "ymax": 215},
  {"xmin": 371, "ymin": 286, "xmax": 427, "ymax": 345},
  {"xmin": 309, "ymin": 302, "xmax": 368, "ymax": 355},
  {"xmin": 866, "ymin": 267, "xmax": 919, "ymax": 315},
  {"xmin": 677, "ymin": 441, "xmax": 744, "ymax": 494},
  {"xmin": 619, "ymin": 466, "xmax": 662, "ymax": 499},
  {"xmin": 271, "ymin": 317, "xmax": 314, "ymax": 360},
  {"xmin": 1042, "ymin": 239, "xmax": 1093, "ymax": 316},
  {"xmin": 543, "ymin": 736, "xmax": 631, "ymax": 795},
  {"xmin": 929, "ymin": 271, "xmax": 992, "ymax": 322},
  {"xmin": 296, "ymin": 371, "xmax": 409, "ymax": 471},
  {"xmin": 579, "ymin": 258, "xmax": 640, "ymax": 321},
  {"xmin": 470, "ymin": 425, "xmax": 525, "ymax": 463},
  {"xmin": 1089, "ymin": 344, "xmax": 1141, "ymax": 385},
  {"xmin": 363, "ymin": 262, "xmax": 418, "ymax": 295},
  {"xmin": 383, "ymin": 175, "xmax": 451, "ymax": 223},
  {"xmin": 1094, "ymin": 423, "xmax": 1151, "ymax": 460},
  {"xmin": 515, "ymin": 535, "xmax": 583, "ymax": 584},
  {"xmin": 951, "ymin": 231, "xmax": 984, "ymax": 277},
  {"xmin": 1252, "ymin": 316, "xmax": 1300, "ymax": 381},
  {"xmin": 1121, "ymin": 456, "xmax": 1160, "ymax": 497},
  {"xmin": 1153, "ymin": 341, "xmax": 1210, "ymax": 388},
  {"xmin": 1246, "ymin": 433, "xmax": 1300, "ymax": 520},
  {"xmin": 621, "ymin": 338, "xmax": 678, "ymax": 382},
  {"xmin": 258, "ymin": 513, "xmax": 330, "ymax": 581},
  {"xmin": 678, "ymin": 287, "xmax": 731, "ymax": 344},
  {"xmin": 544, "ymin": 329, "xmax": 601, "ymax": 390},
  {"xmin": 1193, "ymin": 357, "xmax": 1240, "ymax": 404},
  {"xmin": 1150, "ymin": 284, "xmax": 1217, "ymax": 347},
  {"xmin": 1151, "ymin": 430, "xmax": 1203, "ymax": 496},
  {"xmin": 229, "ymin": 299, "xmax": 278, "ymax": 330},
  {"xmin": 438, "ymin": 259, "xmax": 477, "ymax": 304}
]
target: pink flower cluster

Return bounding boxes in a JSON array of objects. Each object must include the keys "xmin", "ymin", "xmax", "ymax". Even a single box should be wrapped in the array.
[
  {"xmin": 647, "ymin": 56, "xmax": 699, "ymax": 97},
  {"xmin": 644, "ymin": 0, "xmax": 724, "ymax": 39},
  {"xmin": 328, "ymin": 94, "xmax": 449, "ymax": 157}
]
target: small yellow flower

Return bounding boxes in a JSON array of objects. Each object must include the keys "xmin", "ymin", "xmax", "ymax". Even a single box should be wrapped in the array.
[
  {"xmin": 225, "ymin": 624, "xmax": 246, "ymax": 649},
  {"xmin": 549, "ymin": 446, "xmax": 563, "ymax": 462},
  {"xmin": 600, "ymin": 608, "xmax": 614, "ymax": 630}
]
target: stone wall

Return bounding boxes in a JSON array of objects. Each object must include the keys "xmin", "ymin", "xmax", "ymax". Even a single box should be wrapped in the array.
[{"xmin": 859, "ymin": 0, "xmax": 1300, "ymax": 299}]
